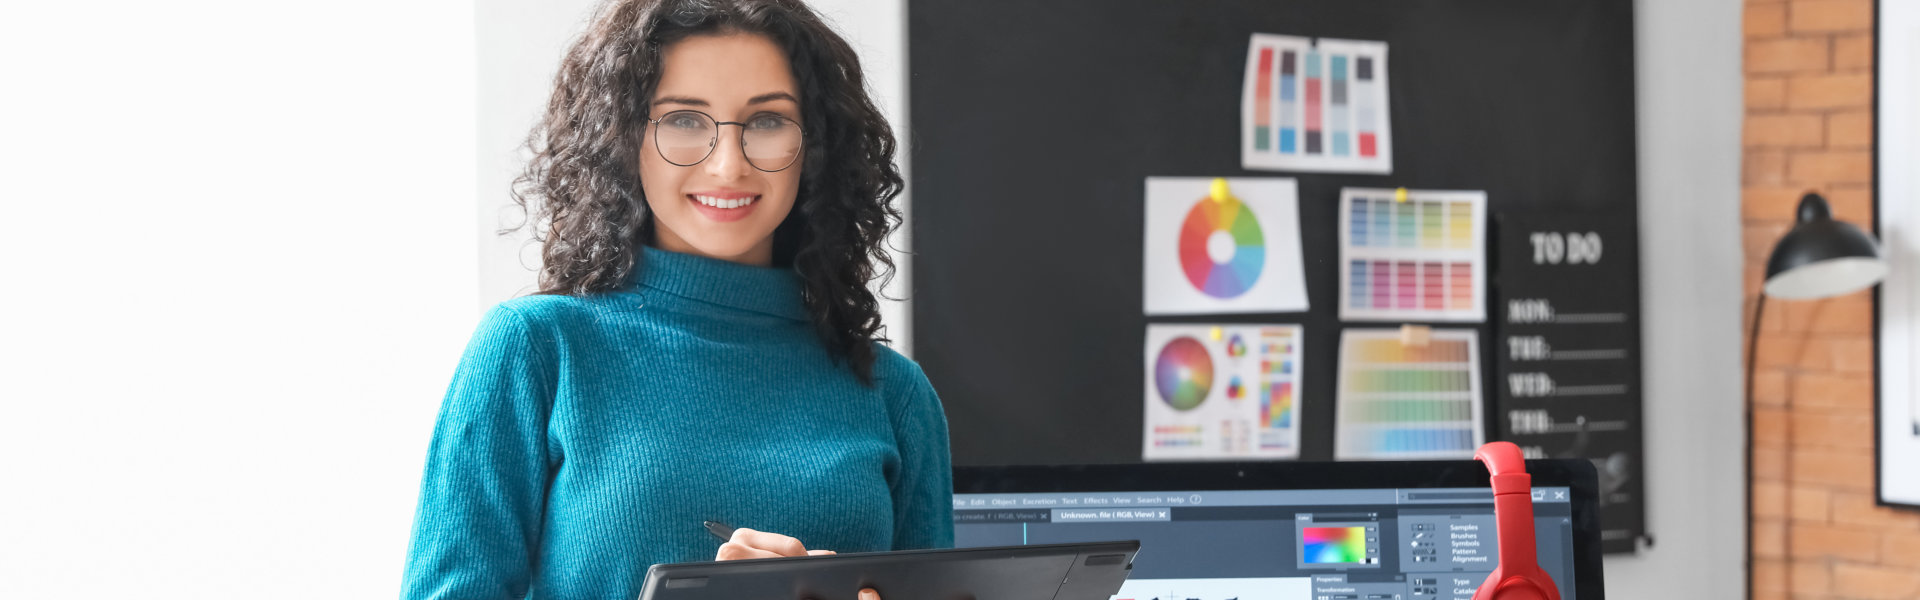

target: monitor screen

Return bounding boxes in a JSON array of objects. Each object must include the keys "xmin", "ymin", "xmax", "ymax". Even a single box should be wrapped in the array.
[{"xmin": 952, "ymin": 462, "xmax": 1598, "ymax": 600}]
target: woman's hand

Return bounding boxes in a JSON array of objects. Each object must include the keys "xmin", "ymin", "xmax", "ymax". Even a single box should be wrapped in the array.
[{"xmin": 714, "ymin": 528, "xmax": 879, "ymax": 600}]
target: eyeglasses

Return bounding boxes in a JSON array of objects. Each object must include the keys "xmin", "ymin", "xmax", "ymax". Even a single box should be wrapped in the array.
[{"xmin": 646, "ymin": 109, "xmax": 805, "ymax": 172}]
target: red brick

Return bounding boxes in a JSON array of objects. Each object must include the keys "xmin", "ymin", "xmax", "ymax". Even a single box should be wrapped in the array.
[
  {"xmin": 1743, "ymin": 186, "xmax": 1817, "ymax": 221},
  {"xmin": 1754, "ymin": 558, "xmax": 1789, "ymax": 593},
  {"xmin": 1756, "ymin": 446, "xmax": 1789, "ymax": 482},
  {"xmin": 1791, "ymin": 559, "xmax": 1833, "ymax": 595},
  {"xmin": 1749, "ymin": 77, "xmax": 1789, "ymax": 110},
  {"xmin": 1830, "ymin": 336, "xmax": 1874, "ymax": 373},
  {"xmin": 1754, "ymin": 368, "xmax": 1790, "ymax": 405},
  {"xmin": 1833, "ymin": 34, "xmax": 1873, "ymax": 70},
  {"xmin": 1746, "ymin": 149, "xmax": 1790, "ymax": 185},
  {"xmin": 1748, "ymin": 37, "xmax": 1831, "ymax": 73},
  {"xmin": 1791, "ymin": 412, "xmax": 1874, "ymax": 449},
  {"xmin": 1828, "ymin": 110, "xmax": 1872, "ymax": 148},
  {"xmin": 1789, "ymin": 449, "xmax": 1874, "ymax": 489},
  {"xmin": 1756, "ymin": 518, "xmax": 1787, "ymax": 557},
  {"xmin": 1788, "ymin": 150, "xmax": 1872, "ymax": 185},
  {"xmin": 1789, "ymin": 0, "xmax": 1874, "ymax": 32},
  {"xmin": 1747, "ymin": 3, "xmax": 1789, "ymax": 37},
  {"xmin": 1756, "ymin": 481, "xmax": 1790, "ymax": 518},
  {"xmin": 1791, "ymin": 485, "xmax": 1831, "ymax": 521},
  {"xmin": 1885, "ymin": 534, "xmax": 1920, "ymax": 568},
  {"xmin": 1787, "ymin": 73, "xmax": 1873, "ymax": 109},
  {"xmin": 1831, "ymin": 491, "xmax": 1920, "ymax": 528},
  {"xmin": 1789, "ymin": 372, "xmax": 1874, "ymax": 411},
  {"xmin": 1821, "ymin": 186, "xmax": 1875, "ymax": 224},
  {"xmin": 1746, "ymin": 113, "xmax": 1827, "ymax": 146},
  {"xmin": 1788, "ymin": 523, "xmax": 1880, "ymax": 560},
  {"xmin": 1831, "ymin": 563, "xmax": 1920, "ymax": 599},
  {"xmin": 1756, "ymin": 333, "xmax": 1831, "ymax": 369},
  {"xmin": 1757, "ymin": 406, "xmax": 1791, "ymax": 446}
]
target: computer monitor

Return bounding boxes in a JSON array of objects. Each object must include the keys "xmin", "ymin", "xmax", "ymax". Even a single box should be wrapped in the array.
[{"xmin": 952, "ymin": 460, "xmax": 1604, "ymax": 600}]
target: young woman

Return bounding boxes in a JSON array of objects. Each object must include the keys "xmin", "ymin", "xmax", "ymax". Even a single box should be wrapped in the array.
[{"xmin": 399, "ymin": 1, "xmax": 950, "ymax": 598}]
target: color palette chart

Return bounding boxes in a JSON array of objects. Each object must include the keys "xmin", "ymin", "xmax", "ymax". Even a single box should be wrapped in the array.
[
  {"xmin": 1335, "ymin": 329, "xmax": 1483, "ymax": 460},
  {"xmin": 1241, "ymin": 34, "xmax": 1392, "ymax": 174},
  {"xmin": 1144, "ymin": 324, "xmax": 1304, "ymax": 460},
  {"xmin": 1300, "ymin": 527, "xmax": 1371, "ymax": 564},
  {"xmin": 1338, "ymin": 188, "xmax": 1487, "ymax": 322},
  {"xmin": 1144, "ymin": 177, "xmax": 1308, "ymax": 315}
]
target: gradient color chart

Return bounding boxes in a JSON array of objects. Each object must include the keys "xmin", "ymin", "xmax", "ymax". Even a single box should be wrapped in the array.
[
  {"xmin": 1300, "ymin": 527, "xmax": 1370, "ymax": 563},
  {"xmin": 1241, "ymin": 34, "xmax": 1392, "ymax": 173},
  {"xmin": 1178, "ymin": 194, "xmax": 1266, "ymax": 299},
  {"xmin": 1338, "ymin": 188, "xmax": 1486, "ymax": 322},
  {"xmin": 1145, "ymin": 324, "xmax": 1303, "ymax": 461},
  {"xmin": 1335, "ymin": 329, "xmax": 1483, "ymax": 460}
]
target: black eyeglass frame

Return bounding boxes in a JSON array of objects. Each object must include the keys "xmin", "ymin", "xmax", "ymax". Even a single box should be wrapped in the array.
[{"xmin": 644, "ymin": 109, "xmax": 806, "ymax": 173}]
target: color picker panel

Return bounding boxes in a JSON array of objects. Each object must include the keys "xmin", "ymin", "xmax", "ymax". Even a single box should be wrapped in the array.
[{"xmin": 1301, "ymin": 527, "xmax": 1368, "ymax": 563}]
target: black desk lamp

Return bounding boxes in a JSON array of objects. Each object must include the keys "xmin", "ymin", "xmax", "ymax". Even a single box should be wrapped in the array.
[{"xmin": 1744, "ymin": 191, "xmax": 1886, "ymax": 598}]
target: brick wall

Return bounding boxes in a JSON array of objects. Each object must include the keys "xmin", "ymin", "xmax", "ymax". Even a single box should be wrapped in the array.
[{"xmin": 1743, "ymin": 0, "xmax": 1920, "ymax": 598}]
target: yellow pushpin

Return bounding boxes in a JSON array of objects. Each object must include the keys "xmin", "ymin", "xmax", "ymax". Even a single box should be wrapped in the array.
[
  {"xmin": 1209, "ymin": 178, "xmax": 1235, "ymax": 204},
  {"xmin": 1210, "ymin": 326, "xmax": 1224, "ymax": 342},
  {"xmin": 1394, "ymin": 187, "xmax": 1409, "ymax": 203}
]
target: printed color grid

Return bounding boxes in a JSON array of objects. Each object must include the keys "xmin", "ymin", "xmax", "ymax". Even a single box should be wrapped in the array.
[
  {"xmin": 1337, "ymin": 188, "xmax": 1486, "ymax": 322},
  {"xmin": 1335, "ymin": 329, "xmax": 1483, "ymax": 459},
  {"xmin": 1242, "ymin": 35, "xmax": 1391, "ymax": 173}
]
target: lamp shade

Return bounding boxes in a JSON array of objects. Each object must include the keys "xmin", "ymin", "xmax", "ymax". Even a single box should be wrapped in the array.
[{"xmin": 1762, "ymin": 192, "xmax": 1887, "ymax": 300}]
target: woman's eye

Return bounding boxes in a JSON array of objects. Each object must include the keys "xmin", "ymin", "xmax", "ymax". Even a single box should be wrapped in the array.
[
  {"xmin": 664, "ymin": 114, "xmax": 706, "ymax": 130},
  {"xmin": 748, "ymin": 115, "xmax": 790, "ymax": 130}
]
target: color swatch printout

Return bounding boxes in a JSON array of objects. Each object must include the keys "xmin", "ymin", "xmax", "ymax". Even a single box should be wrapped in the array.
[
  {"xmin": 1144, "ymin": 324, "xmax": 1304, "ymax": 460},
  {"xmin": 1338, "ymin": 188, "xmax": 1488, "ymax": 322},
  {"xmin": 1241, "ymin": 34, "xmax": 1392, "ymax": 174},
  {"xmin": 1335, "ymin": 329, "xmax": 1484, "ymax": 460},
  {"xmin": 1144, "ymin": 177, "xmax": 1308, "ymax": 315}
]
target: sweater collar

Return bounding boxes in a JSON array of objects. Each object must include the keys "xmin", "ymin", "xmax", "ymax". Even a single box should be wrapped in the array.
[{"xmin": 635, "ymin": 246, "xmax": 810, "ymax": 322}]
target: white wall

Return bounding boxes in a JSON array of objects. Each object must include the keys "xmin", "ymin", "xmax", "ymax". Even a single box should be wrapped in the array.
[
  {"xmin": 0, "ymin": 1, "xmax": 478, "ymax": 597},
  {"xmin": 1611, "ymin": 0, "xmax": 1748, "ymax": 597}
]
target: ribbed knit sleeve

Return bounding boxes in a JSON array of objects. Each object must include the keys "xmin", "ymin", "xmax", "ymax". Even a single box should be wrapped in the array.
[
  {"xmin": 890, "ymin": 371, "xmax": 955, "ymax": 551},
  {"xmin": 401, "ymin": 305, "xmax": 557, "ymax": 600}
]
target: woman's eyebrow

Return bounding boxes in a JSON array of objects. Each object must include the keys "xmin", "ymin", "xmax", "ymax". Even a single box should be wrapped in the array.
[
  {"xmin": 653, "ymin": 95, "xmax": 708, "ymax": 107},
  {"xmin": 748, "ymin": 91, "xmax": 799, "ymax": 105}
]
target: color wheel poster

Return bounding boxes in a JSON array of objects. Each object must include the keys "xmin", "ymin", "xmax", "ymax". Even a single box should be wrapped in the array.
[
  {"xmin": 1241, "ymin": 34, "xmax": 1392, "ymax": 174},
  {"xmin": 1144, "ymin": 323, "xmax": 1303, "ymax": 461},
  {"xmin": 1337, "ymin": 188, "xmax": 1488, "ymax": 322},
  {"xmin": 1144, "ymin": 177, "xmax": 1308, "ymax": 315},
  {"xmin": 1335, "ymin": 328, "xmax": 1484, "ymax": 460}
]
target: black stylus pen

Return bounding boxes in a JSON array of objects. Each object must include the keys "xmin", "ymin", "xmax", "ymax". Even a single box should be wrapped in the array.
[{"xmin": 704, "ymin": 520, "xmax": 736, "ymax": 542}]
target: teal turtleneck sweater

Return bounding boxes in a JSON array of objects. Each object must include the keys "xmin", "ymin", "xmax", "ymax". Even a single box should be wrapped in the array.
[{"xmin": 401, "ymin": 247, "xmax": 954, "ymax": 600}]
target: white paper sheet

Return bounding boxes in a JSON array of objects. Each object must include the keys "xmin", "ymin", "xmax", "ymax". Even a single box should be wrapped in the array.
[
  {"xmin": 1337, "ymin": 188, "xmax": 1488, "ymax": 322},
  {"xmin": 1334, "ymin": 328, "xmax": 1484, "ymax": 460},
  {"xmin": 1241, "ymin": 34, "xmax": 1392, "ymax": 174},
  {"xmin": 1144, "ymin": 177, "xmax": 1308, "ymax": 315},
  {"xmin": 1144, "ymin": 323, "xmax": 1304, "ymax": 461}
]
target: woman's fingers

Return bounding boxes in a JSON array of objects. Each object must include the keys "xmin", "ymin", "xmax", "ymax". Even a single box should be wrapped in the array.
[
  {"xmin": 859, "ymin": 587, "xmax": 880, "ymax": 600},
  {"xmin": 715, "ymin": 541, "xmax": 787, "ymax": 561},
  {"xmin": 726, "ymin": 527, "xmax": 809, "ymax": 557},
  {"xmin": 806, "ymin": 549, "xmax": 837, "ymax": 556}
]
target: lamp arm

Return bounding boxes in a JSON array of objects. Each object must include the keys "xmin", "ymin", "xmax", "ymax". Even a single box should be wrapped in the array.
[{"xmin": 1743, "ymin": 293, "xmax": 1766, "ymax": 600}]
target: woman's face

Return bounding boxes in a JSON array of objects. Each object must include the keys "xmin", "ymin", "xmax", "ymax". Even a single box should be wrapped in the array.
[{"xmin": 640, "ymin": 33, "xmax": 803, "ymax": 266}]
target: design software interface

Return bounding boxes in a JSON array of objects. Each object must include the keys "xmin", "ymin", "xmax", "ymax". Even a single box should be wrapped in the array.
[{"xmin": 952, "ymin": 487, "xmax": 1576, "ymax": 600}]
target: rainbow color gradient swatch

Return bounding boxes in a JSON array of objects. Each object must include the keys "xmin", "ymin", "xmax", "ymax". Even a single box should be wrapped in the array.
[
  {"xmin": 1335, "ymin": 329, "xmax": 1483, "ymax": 459},
  {"xmin": 1300, "ymin": 527, "xmax": 1369, "ymax": 563},
  {"xmin": 1179, "ymin": 195, "xmax": 1266, "ymax": 298},
  {"xmin": 1155, "ymin": 337, "xmax": 1214, "ymax": 411}
]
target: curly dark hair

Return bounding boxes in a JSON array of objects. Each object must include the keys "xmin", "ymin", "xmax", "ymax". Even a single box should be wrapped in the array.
[{"xmin": 510, "ymin": 0, "xmax": 903, "ymax": 384}]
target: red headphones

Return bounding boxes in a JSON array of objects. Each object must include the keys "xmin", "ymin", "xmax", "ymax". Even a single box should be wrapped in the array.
[{"xmin": 1470, "ymin": 442, "xmax": 1561, "ymax": 600}]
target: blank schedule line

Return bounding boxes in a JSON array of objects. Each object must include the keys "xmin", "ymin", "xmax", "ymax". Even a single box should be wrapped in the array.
[
  {"xmin": 1552, "ymin": 313, "xmax": 1627, "ymax": 324},
  {"xmin": 1555, "ymin": 384, "xmax": 1628, "ymax": 397},
  {"xmin": 1550, "ymin": 349, "xmax": 1628, "ymax": 361}
]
